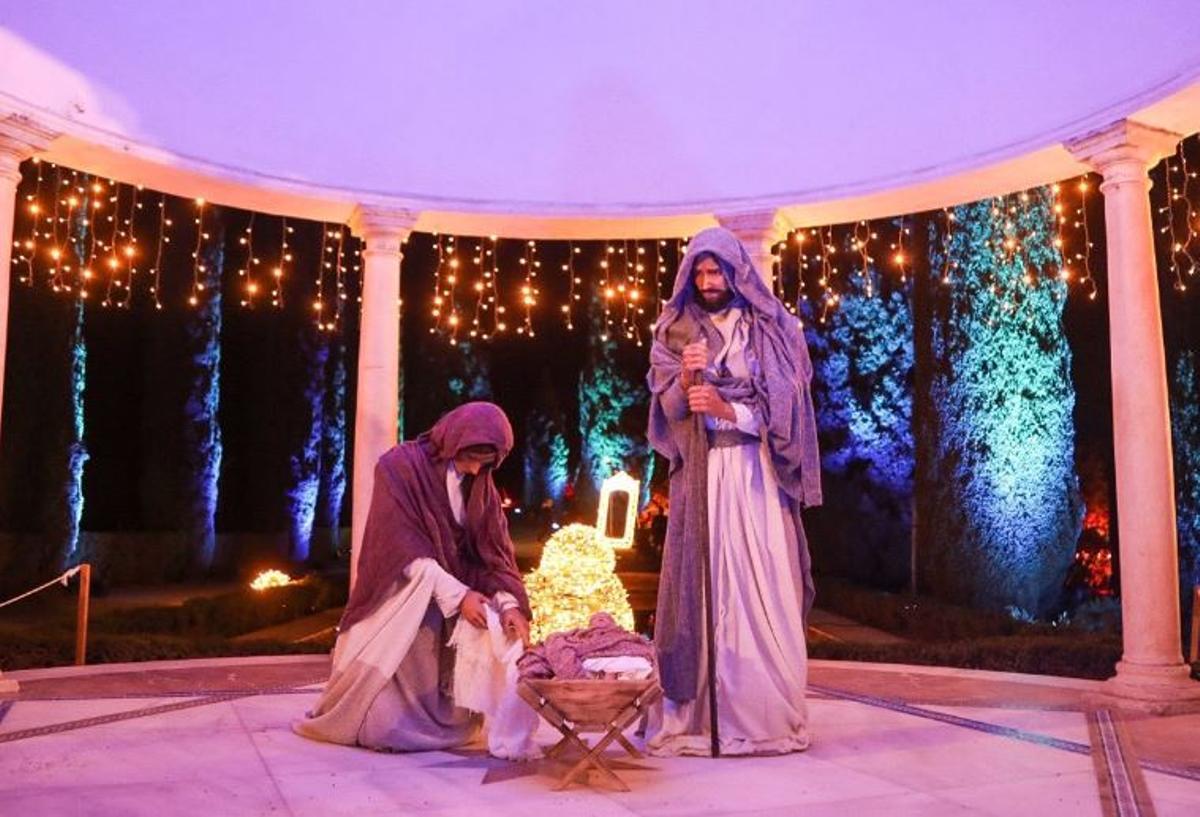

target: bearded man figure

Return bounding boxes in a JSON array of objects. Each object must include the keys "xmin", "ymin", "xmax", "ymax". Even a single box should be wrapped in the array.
[
  {"xmin": 646, "ymin": 226, "xmax": 823, "ymax": 757},
  {"xmin": 296, "ymin": 402, "xmax": 532, "ymax": 753}
]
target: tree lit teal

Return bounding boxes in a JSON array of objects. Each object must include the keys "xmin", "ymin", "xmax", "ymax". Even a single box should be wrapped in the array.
[{"xmin": 921, "ymin": 189, "xmax": 1083, "ymax": 617}]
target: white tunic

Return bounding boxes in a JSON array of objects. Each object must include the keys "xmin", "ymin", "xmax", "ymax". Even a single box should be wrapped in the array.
[{"xmin": 647, "ymin": 307, "xmax": 811, "ymax": 756}]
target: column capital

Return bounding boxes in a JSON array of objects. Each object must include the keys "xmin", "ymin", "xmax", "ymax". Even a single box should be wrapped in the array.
[
  {"xmin": 716, "ymin": 209, "xmax": 793, "ymax": 247},
  {"xmin": 0, "ymin": 113, "xmax": 58, "ymax": 183},
  {"xmin": 348, "ymin": 205, "xmax": 418, "ymax": 253},
  {"xmin": 1065, "ymin": 119, "xmax": 1181, "ymax": 183}
]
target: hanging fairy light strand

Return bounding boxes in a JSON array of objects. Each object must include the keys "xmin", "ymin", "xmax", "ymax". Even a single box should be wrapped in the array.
[
  {"xmin": 489, "ymin": 236, "xmax": 506, "ymax": 336},
  {"xmin": 76, "ymin": 173, "xmax": 95, "ymax": 301},
  {"xmin": 428, "ymin": 233, "xmax": 466, "ymax": 340},
  {"xmin": 469, "ymin": 238, "xmax": 487, "ymax": 339},
  {"xmin": 102, "ymin": 179, "xmax": 123, "ymax": 302},
  {"xmin": 430, "ymin": 233, "xmax": 445, "ymax": 333},
  {"xmin": 851, "ymin": 220, "xmax": 875, "ymax": 297},
  {"xmin": 188, "ymin": 198, "xmax": 208, "ymax": 307},
  {"xmin": 272, "ymin": 217, "xmax": 292, "ymax": 308},
  {"xmin": 333, "ymin": 226, "xmax": 349, "ymax": 328},
  {"xmin": 940, "ymin": 208, "xmax": 958, "ymax": 286},
  {"xmin": 654, "ymin": 240, "xmax": 666, "ymax": 310},
  {"xmin": 560, "ymin": 241, "xmax": 579, "ymax": 331},
  {"xmin": 58, "ymin": 172, "xmax": 79, "ymax": 295},
  {"xmin": 1051, "ymin": 182, "xmax": 1071, "ymax": 288},
  {"xmin": 1075, "ymin": 177, "xmax": 1097, "ymax": 299},
  {"xmin": 237, "ymin": 211, "xmax": 258, "ymax": 307},
  {"xmin": 94, "ymin": 178, "xmax": 114, "ymax": 305},
  {"xmin": 15, "ymin": 158, "xmax": 44, "ymax": 284},
  {"xmin": 516, "ymin": 239, "xmax": 539, "ymax": 337},
  {"xmin": 149, "ymin": 192, "xmax": 169, "ymax": 310},
  {"xmin": 817, "ymin": 225, "xmax": 839, "ymax": 322},
  {"xmin": 1011, "ymin": 193, "xmax": 1032, "ymax": 299},
  {"xmin": 772, "ymin": 237, "xmax": 786, "ymax": 302},
  {"xmin": 986, "ymin": 196, "xmax": 1005, "ymax": 295},
  {"xmin": 630, "ymin": 241, "xmax": 647, "ymax": 346},
  {"xmin": 313, "ymin": 222, "xmax": 330, "ymax": 330},
  {"xmin": 617, "ymin": 240, "xmax": 635, "ymax": 341},
  {"xmin": 792, "ymin": 228, "xmax": 812, "ymax": 307},
  {"xmin": 445, "ymin": 235, "xmax": 461, "ymax": 340},
  {"xmin": 599, "ymin": 244, "xmax": 617, "ymax": 342},
  {"xmin": 47, "ymin": 165, "xmax": 64, "ymax": 291},
  {"xmin": 1176, "ymin": 134, "xmax": 1200, "ymax": 269},
  {"xmin": 890, "ymin": 215, "xmax": 909, "ymax": 285},
  {"xmin": 774, "ymin": 238, "xmax": 793, "ymax": 315},
  {"xmin": 84, "ymin": 178, "xmax": 101, "ymax": 275},
  {"xmin": 1158, "ymin": 139, "xmax": 1196, "ymax": 292},
  {"xmin": 476, "ymin": 235, "xmax": 501, "ymax": 339},
  {"xmin": 119, "ymin": 185, "xmax": 141, "ymax": 309}
]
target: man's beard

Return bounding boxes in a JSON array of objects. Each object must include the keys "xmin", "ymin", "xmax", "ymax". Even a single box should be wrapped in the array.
[{"xmin": 697, "ymin": 289, "xmax": 734, "ymax": 313}]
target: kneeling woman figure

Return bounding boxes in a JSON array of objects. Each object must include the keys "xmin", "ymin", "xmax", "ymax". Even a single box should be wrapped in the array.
[{"xmin": 295, "ymin": 402, "xmax": 531, "ymax": 751}]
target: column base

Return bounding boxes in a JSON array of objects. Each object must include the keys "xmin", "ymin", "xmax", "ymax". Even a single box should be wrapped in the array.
[
  {"xmin": 1085, "ymin": 660, "xmax": 1200, "ymax": 715},
  {"xmin": 0, "ymin": 672, "xmax": 17, "ymax": 696}
]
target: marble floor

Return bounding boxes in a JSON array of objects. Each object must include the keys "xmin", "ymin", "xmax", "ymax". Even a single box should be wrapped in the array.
[{"xmin": 1, "ymin": 657, "xmax": 1197, "ymax": 817}]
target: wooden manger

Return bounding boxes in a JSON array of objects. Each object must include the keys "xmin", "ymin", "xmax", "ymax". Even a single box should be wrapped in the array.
[{"xmin": 517, "ymin": 676, "xmax": 663, "ymax": 792}]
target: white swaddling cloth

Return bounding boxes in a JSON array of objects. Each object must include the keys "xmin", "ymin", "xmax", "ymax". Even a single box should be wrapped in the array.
[
  {"xmin": 580, "ymin": 655, "xmax": 655, "ymax": 679},
  {"xmin": 447, "ymin": 605, "xmax": 540, "ymax": 760}
]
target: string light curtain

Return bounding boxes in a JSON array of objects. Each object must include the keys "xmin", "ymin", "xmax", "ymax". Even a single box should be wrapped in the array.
[{"xmin": 13, "ymin": 138, "xmax": 1200, "ymax": 341}]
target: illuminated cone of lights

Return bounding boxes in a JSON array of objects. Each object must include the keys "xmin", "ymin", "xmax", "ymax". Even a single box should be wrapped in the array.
[{"xmin": 525, "ymin": 523, "xmax": 634, "ymax": 643}]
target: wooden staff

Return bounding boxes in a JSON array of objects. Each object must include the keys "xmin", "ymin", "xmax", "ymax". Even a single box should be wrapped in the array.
[
  {"xmin": 694, "ymin": 365, "xmax": 720, "ymax": 759},
  {"xmin": 700, "ymin": 479, "xmax": 720, "ymax": 759}
]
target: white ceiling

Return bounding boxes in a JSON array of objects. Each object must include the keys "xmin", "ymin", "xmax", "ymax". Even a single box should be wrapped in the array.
[{"xmin": 3, "ymin": 1, "xmax": 1200, "ymax": 236}]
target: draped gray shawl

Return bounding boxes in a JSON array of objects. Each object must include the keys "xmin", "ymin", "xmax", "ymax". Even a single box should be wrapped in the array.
[{"xmin": 647, "ymin": 226, "xmax": 822, "ymax": 702}]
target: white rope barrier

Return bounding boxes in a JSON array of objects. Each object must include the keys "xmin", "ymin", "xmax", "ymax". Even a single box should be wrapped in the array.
[{"xmin": 0, "ymin": 566, "xmax": 83, "ymax": 610}]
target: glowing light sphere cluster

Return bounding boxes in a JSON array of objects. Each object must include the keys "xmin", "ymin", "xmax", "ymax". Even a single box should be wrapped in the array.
[
  {"xmin": 524, "ymin": 523, "xmax": 634, "ymax": 644},
  {"xmin": 250, "ymin": 569, "xmax": 293, "ymax": 590}
]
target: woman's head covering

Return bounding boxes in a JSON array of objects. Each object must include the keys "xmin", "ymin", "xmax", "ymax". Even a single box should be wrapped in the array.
[{"xmin": 419, "ymin": 401, "xmax": 514, "ymax": 465}]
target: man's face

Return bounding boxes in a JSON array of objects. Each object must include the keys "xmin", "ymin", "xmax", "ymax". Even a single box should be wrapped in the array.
[{"xmin": 693, "ymin": 257, "xmax": 733, "ymax": 311}]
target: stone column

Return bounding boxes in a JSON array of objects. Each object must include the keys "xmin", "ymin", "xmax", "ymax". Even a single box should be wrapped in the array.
[
  {"xmin": 347, "ymin": 206, "xmax": 417, "ymax": 590},
  {"xmin": 717, "ymin": 209, "xmax": 792, "ymax": 290},
  {"xmin": 1067, "ymin": 119, "xmax": 1200, "ymax": 712},
  {"xmin": 0, "ymin": 116, "xmax": 55, "ymax": 450},
  {"xmin": 0, "ymin": 116, "xmax": 55, "ymax": 697}
]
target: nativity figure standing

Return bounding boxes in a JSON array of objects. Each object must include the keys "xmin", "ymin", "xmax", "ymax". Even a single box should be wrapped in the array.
[{"xmin": 646, "ymin": 226, "xmax": 823, "ymax": 756}]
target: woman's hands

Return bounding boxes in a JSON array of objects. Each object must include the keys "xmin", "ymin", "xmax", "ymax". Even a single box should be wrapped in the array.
[
  {"xmin": 460, "ymin": 591, "xmax": 531, "ymax": 647},
  {"xmin": 460, "ymin": 590, "xmax": 489, "ymax": 628},
  {"xmin": 501, "ymin": 608, "xmax": 532, "ymax": 647}
]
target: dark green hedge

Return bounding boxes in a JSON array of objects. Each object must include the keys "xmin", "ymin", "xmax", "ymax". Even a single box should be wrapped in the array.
[
  {"xmin": 90, "ymin": 576, "xmax": 346, "ymax": 638},
  {"xmin": 815, "ymin": 576, "xmax": 1060, "ymax": 641},
  {"xmin": 810, "ymin": 634, "xmax": 1123, "ymax": 680}
]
